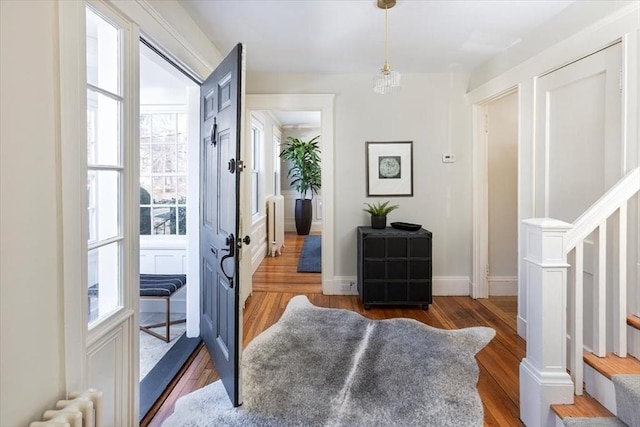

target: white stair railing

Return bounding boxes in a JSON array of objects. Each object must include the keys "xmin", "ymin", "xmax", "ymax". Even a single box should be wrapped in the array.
[
  {"xmin": 566, "ymin": 167, "xmax": 639, "ymax": 395},
  {"xmin": 520, "ymin": 167, "xmax": 639, "ymax": 424}
]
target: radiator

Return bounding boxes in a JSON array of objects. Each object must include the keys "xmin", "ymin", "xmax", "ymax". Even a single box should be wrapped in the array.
[
  {"xmin": 267, "ymin": 195, "xmax": 285, "ymax": 257},
  {"xmin": 30, "ymin": 390, "xmax": 102, "ymax": 427}
]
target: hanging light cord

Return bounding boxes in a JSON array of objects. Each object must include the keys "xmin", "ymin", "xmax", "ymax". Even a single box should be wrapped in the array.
[{"xmin": 383, "ymin": 4, "xmax": 390, "ymax": 72}]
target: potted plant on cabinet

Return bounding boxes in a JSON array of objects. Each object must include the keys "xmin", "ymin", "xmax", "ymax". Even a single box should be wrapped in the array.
[
  {"xmin": 279, "ymin": 135, "xmax": 321, "ymax": 235},
  {"xmin": 363, "ymin": 200, "xmax": 399, "ymax": 229}
]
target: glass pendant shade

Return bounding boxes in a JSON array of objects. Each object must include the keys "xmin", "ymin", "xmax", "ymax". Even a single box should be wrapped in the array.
[{"xmin": 373, "ymin": 68, "xmax": 401, "ymax": 94}]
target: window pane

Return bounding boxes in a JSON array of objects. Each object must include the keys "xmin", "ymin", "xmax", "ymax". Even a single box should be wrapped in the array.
[
  {"xmin": 177, "ymin": 144, "xmax": 187, "ymax": 173},
  {"xmin": 178, "ymin": 207, "xmax": 186, "ymax": 235},
  {"xmin": 151, "ymin": 144, "xmax": 176, "ymax": 173},
  {"xmin": 140, "ymin": 114, "xmax": 151, "ymax": 141},
  {"xmin": 177, "ymin": 177, "xmax": 187, "ymax": 203},
  {"xmin": 86, "ymin": 8, "xmax": 119, "ymax": 94},
  {"xmin": 140, "ymin": 207, "xmax": 151, "ymax": 235},
  {"xmin": 252, "ymin": 172, "xmax": 258, "ymax": 214},
  {"xmin": 140, "ymin": 144, "xmax": 151, "ymax": 175},
  {"xmin": 140, "ymin": 177, "xmax": 151, "ymax": 204},
  {"xmin": 153, "ymin": 207, "xmax": 175, "ymax": 235},
  {"xmin": 87, "ymin": 88, "xmax": 120, "ymax": 166},
  {"xmin": 88, "ymin": 170, "xmax": 120, "ymax": 243},
  {"xmin": 151, "ymin": 114, "xmax": 176, "ymax": 144},
  {"xmin": 177, "ymin": 113, "xmax": 187, "ymax": 144},
  {"xmin": 152, "ymin": 176, "xmax": 176, "ymax": 204},
  {"xmin": 88, "ymin": 241, "xmax": 121, "ymax": 324}
]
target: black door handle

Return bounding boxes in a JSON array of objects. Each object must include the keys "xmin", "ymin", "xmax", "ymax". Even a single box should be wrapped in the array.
[
  {"xmin": 210, "ymin": 118, "xmax": 217, "ymax": 147},
  {"xmin": 220, "ymin": 233, "xmax": 235, "ymax": 287},
  {"xmin": 242, "ymin": 235, "xmax": 251, "ymax": 245}
]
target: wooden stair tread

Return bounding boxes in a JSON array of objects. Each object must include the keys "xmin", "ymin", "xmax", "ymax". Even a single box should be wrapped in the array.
[
  {"xmin": 551, "ymin": 395, "xmax": 614, "ymax": 419},
  {"xmin": 583, "ymin": 352, "xmax": 640, "ymax": 379},
  {"xmin": 627, "ymin": 315, "xmax": 640, "ymax": 331}
]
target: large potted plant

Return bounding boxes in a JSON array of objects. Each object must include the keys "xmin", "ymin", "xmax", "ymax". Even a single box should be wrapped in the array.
[{"xmin": 279, "ymin": 135, "xmax": 321, "ymax": 235}]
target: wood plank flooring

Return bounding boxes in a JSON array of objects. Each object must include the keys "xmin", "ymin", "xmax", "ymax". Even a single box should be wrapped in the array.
[{"xmin": 146, "ymin": 233, "xmax": 525, "ymax": 427}]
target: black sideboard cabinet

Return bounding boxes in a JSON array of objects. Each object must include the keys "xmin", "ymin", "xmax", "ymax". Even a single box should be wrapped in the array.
[{"xmin": 357, "ymin": 226, "xmax": 432, "ymax": 309}]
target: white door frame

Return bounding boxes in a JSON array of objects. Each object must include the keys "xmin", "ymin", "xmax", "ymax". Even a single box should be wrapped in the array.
[{"xmin": 245, "ymin": 94, "xmax": 335, "ymax": 295}]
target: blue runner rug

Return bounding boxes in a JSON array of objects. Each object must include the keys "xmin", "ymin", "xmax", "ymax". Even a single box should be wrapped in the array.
[{"xmin": 297, "ymin": 235, "xmax": 321, "ymax": 273}]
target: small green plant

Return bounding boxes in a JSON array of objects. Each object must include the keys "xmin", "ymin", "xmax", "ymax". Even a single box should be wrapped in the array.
[{"xmin": 363, "ymin": 200, "xmax": 399, "ymax": 217}]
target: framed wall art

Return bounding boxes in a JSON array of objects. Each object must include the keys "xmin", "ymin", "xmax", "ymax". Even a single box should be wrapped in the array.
[{"xmin": 366, "ymin": 141, "xmax": 413, "ymax": 197}]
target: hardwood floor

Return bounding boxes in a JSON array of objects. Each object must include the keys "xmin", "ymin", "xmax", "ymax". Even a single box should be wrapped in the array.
[{"xmin": 146, "ymin": 233, "xmax": 525, "ymax": 427}]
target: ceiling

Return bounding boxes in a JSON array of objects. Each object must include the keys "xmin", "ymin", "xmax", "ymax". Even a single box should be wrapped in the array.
[{"xmin": 180, "ymin": 0, "xmax": 575, "ymax": 74}]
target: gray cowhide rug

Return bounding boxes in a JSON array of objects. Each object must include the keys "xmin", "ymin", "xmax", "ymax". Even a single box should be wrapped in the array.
[{"xmin": 163, "ymin": 295, "xmax": 495, "ymax": 426}]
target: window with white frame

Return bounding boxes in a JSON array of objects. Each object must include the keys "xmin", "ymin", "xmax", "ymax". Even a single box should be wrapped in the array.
[
  {"xmin": 86, "ymin": 6, "xmax": 124, "ymax": 325},
  {"xmin": 251, "ymin": 118, "xmax": 263, "ymax": 215},
  {"xmin": 139, "ymin": 109, "xmax": 187, "ymax": 236}
]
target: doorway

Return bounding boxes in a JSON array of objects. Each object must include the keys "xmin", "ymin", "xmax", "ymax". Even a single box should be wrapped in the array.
[
  {"xmin": 250, "ymin": 110, "xmax": 323, "ymax": 294},
  {"xmin": 138, "ymin": 40, "xmax": 201, "ymax": 420},
  {"xmin": 472, "ymin": 89, "xmax": 519, "ymax": 327},
  {"xmin": 243, "ymin": 95, "xmax": 335, "ymax": 298}
]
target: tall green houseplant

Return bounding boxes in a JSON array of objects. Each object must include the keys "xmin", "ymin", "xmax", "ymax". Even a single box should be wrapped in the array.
[{"xmin": 280, "ymin": 135, "xmax": 321, "ymax": 235}]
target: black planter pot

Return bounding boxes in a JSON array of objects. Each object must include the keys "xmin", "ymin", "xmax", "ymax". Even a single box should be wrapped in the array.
[
  {"xmin": 295, "ymin": 199, "xmax": 313, "ymax": 235},
  {"xmin": 370, "ymin": 215, "xmax": 387, "ymax": 229}
]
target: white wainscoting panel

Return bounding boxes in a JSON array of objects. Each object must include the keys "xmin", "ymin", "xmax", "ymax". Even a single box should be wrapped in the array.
[{"xmin": 87, "ymin": 322, "xmax": 128, "ymax": 427}]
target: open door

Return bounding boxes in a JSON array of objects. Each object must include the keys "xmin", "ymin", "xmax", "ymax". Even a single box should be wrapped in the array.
[{"xmin": 200, "ymin": 43, "xmax": 247, "ymax": 406}]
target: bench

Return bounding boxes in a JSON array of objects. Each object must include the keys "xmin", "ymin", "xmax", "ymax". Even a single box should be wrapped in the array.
[
  {"xmin": 88, "ymin": 274, "xmax": 187, "ymax": 342},
  {"xmin": 139, "ymin": 274, "xmax": 187, "ymax": 342}
]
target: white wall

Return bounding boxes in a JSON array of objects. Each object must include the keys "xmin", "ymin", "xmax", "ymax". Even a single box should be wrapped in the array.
[
  {"xmin": 0, "ymin": 2, "xmax": 65, "ymax": 426},
  {"xmin": 487, "ymin": 92, "xmax": 518, "ymax": 295},
  {"xmin": 248, "ymin": 73, "xmax": 473, "ymax": 288},
  {"xmin": 468, "ymin": 1, "xmax": 638, "ymax": 91}
]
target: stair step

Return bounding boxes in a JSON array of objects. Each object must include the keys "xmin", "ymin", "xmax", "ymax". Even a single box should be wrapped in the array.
[
  {"xmin": 627, "ymin": 315, "xmax": 640, "ymax": 331},
  {"xmin": 552, "ymin": 394, "xmax": 614, "ymax": 419},
  {"xmin": 583, "ymin": 352, "xmax": 640, "ymax": 379}
]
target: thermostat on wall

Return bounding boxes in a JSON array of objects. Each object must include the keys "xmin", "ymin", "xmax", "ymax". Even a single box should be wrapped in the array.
[{"xmin": 442, "ymin": 154, "xmax": 456, "ymax": 163}]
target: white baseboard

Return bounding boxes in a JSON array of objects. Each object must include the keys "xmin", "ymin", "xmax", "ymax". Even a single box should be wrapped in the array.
[
  {"xmin": 488, "ymin": 276, "xmax": 518, "ymax": 296},
  {"xmin": 433, "ymin": 276, "xmax": 471, "ymax": 296},
  {"xmin": 326, "ymin": 276, "xmax": 358, "ymax": 295},
  {"xmin": 326, "ymin": 276, "xmax": 471, "ymax": 296},
  {"xmin": 284, "ymin": 219, "xmax": 322, "ymax": 233}
]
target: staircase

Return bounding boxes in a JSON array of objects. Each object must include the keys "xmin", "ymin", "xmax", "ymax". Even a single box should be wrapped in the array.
[{"xmin": 519, "ymin": 167, "xmax": 640, "ymax": 427}]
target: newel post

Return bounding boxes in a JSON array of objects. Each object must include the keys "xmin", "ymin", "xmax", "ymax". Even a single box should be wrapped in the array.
[{"xmin": 520, "ymin": 219, "xmax": 574, "ymax": 426}]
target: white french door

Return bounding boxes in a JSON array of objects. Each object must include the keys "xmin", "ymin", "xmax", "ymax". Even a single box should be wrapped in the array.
[{"xmin": 60, "ymin": 1, "xmax": 139, "ymax": 425}]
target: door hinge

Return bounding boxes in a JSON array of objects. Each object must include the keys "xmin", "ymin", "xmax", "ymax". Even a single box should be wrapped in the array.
[{"xmin": 484, "ymin": 113, "xmax": 489, "ymax": 134}]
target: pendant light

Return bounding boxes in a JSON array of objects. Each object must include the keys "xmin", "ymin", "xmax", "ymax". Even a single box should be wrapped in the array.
[{"xmin": 373, "ymin": 0, "xmax": 400, "ymax": 94}]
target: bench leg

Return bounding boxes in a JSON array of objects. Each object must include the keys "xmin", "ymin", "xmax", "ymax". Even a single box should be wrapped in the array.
[{"xmin": 140, "ymin": 297, "xmax": 186, "ymax": 342}]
